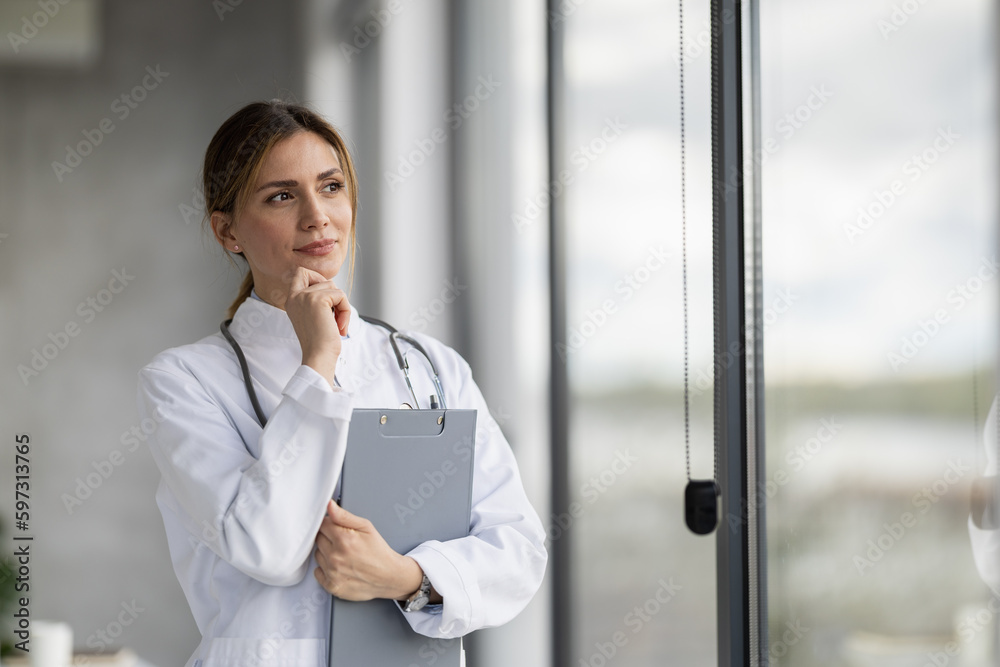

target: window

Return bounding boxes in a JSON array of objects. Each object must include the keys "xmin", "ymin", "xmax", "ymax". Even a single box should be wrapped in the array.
[{"xmin": 761, "ymin": 1, "xmax": 998, "ymax": 664}]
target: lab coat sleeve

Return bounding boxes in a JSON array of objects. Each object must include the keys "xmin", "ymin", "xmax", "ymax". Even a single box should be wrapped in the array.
[
  {"xmin": 399, "ymin": 356, "xmax": 547, "ymax": 638},
  {"xmin": 137, "ymin": 357, "xmax": 353, "ymax": 587},
  {"xmin": 970, "ymin": 397, "xmax": 1000, "ymax": 593}
]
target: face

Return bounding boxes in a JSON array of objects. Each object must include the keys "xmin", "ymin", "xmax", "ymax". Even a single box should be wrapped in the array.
[{"xmin": 212, "ymin": 131, "xmax": 352, "ymax": 307}]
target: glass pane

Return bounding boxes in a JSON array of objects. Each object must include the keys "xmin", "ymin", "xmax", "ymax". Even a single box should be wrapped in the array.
[
  {"xmin": 761, "ymin": 0, "xmax": 998, "ymax": 664},
  {"xmin": 564, "ymin": 0, "xmax": 717, "ymax": 664}
]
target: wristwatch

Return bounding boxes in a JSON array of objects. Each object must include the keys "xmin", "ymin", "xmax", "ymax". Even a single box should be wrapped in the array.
[{"xmin": 403, "ymin": 574, "xmax": 432, "ymax": 612}]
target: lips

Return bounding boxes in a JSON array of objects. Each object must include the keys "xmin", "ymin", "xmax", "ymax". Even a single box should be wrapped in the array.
[
  {"xmin": 294, "ymin": 239, "xmax": 338, "ymax": 257},
  {"xmin": 296, "ymin": 239, "xmax": 336, "ymax": 252}
]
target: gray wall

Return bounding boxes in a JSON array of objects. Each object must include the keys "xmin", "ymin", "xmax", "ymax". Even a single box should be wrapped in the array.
[{"xmin": 0, "ymin": 1, "xmax": 307, "ymax": 664}]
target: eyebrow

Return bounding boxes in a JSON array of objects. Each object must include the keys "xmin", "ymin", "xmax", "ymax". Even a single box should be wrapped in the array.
[{"xmin": 255, "ymin": 167, "xmax": 344, "ymax": 193}]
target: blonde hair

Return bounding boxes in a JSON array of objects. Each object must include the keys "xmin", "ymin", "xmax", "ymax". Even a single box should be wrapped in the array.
[{"xmin": 201, "ymin": 100, "xmax": 359, "ymax": 319}]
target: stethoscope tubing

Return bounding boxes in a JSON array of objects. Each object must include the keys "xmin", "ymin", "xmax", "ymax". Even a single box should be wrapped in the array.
[
  {"xmin": 220, "ymin": 313, "xmax": 447, "ymax": 428},
  {"xmin": 220, "ymin": 317, "xmax": 269, "ymax": 427}
]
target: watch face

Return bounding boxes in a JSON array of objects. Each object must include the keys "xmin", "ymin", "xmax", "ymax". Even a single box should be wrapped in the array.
[
  {"xmin": 404, "ymin": 574, "xmax": 432, "ymax": 612},
  {"xmin": 406, "ymin": 593, "xmax": 429, "ymax": 612}
]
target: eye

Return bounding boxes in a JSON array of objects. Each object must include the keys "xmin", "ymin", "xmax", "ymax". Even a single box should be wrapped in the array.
[
  {"xmin": 323, "ymin": 181, "xmax": 344, "ymax": 194},
  {"xmin": 267, "ymin": 191, "xmax": 292, "ymax": 203}
]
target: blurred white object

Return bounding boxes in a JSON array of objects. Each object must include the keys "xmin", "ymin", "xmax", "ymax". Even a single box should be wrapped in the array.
[
  {"xmin": 953, "ymin": 602, "xmax": 995, "ymax": 667},
  {"xmin": 29, "ymin": 621, "xmax": 72, "ymax": 667},
  {"xmin": 969, "ymin": 398, "xmax": 1000, "ymax": 592},
  {"xmin": 2, "ymin": 648, "xmax": 140, "ymax": 667}
]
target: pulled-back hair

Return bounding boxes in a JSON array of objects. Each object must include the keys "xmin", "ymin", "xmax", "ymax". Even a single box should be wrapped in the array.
[{"xmin": 202, "ymin": 100, "xmax": 359, "ymax": 318}]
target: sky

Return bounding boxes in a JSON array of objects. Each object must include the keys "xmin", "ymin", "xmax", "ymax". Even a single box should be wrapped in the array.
[{"xmin": 557, "ymin": 0, "xmax": 997, "ymax": 389}]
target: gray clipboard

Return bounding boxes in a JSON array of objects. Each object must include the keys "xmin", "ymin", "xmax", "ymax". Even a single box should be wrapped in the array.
[{"xmin": 328, "ymin": 408, "xmax": 476, "ymax": 667}]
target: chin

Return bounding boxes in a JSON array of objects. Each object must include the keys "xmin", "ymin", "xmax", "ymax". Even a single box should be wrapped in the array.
[{"xmin": 307, "ymin": 257, "xmax": 345, "ymax": 281}]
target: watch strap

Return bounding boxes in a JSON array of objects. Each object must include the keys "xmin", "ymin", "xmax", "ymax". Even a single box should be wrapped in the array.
[{"xmin": 403, "ymin": 574, "xmax": 431, "ymax": 612}]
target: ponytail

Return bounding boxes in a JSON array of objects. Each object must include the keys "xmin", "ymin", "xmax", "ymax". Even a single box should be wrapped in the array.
[{"xmin": 226, "ymin": 271, "xmax": 254, "ymax": 320}]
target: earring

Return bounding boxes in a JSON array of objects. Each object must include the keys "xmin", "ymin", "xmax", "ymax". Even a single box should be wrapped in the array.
[{"xmin": 233, "ymin": 245, "xmax": 240, "ymax": 252}]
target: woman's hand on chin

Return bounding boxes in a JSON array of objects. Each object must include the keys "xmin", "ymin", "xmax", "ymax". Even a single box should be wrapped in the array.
[{"xmin": 285, "ymin": 267, "xmax": 350, "ymax": 388}]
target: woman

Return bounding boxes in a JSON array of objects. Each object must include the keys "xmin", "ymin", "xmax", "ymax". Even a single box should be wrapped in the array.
[{"xmin": 136, "ymin": 100, "xmax": 547, "ymax": 667}]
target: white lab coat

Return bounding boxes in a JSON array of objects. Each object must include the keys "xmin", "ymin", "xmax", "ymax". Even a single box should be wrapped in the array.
[
  {"xmin": 970, "ymin": 397, "xmax": 1000, "ymax": 593},
  {"xmin": 136, "ymin": 294, "xmax": 547, "ymax": 667}
]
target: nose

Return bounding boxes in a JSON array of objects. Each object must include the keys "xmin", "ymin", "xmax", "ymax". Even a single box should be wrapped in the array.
[{"xmin": 299, "ymin": 191, "xmax": 329, "ymax": 230}]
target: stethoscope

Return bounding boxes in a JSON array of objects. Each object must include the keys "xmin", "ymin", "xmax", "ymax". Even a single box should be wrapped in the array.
[{"xmin": 220, "ymin": 313, "xmax": 447, "ymax": 428}]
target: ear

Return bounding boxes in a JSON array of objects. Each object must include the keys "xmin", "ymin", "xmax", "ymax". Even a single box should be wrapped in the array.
[{"xmin": 210, "ymin": 211, "xmax": 238, "ymax": 252}]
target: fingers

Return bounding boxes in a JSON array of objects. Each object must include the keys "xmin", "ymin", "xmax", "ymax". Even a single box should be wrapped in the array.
[
  {"xmin": 326, "ymin": 500, "xmax": 370, "ymax": 531},
  {"xmin": 289, "ymin": 269, "xmax": 345, "ymax": 305},
  {"xmin": 315, "ymin": 519, "xmax": 334, "ymax": 549},
  {"xmin": 288, "ymin": 268, "xmax": 351, "ymax": 332},
  {"xmin": 313, "ymin": 536, "xmax": 356, "ymax": 599},
  {"xmin": 314, "ymin": 565, "xmax": 336, "ymax": 596},
  {"xmin": 314, "ymin": 503, "xmax": 395, "ymax": 601},
  {"xmin": 333, "ymin": 294, "xmax": 351, "ymax": 337},
  {"xmin": 289, "ymin": 266, "xmax": 332, "ymax": 294},
  {"xmin": 313, "ymin": 524, "xmax": 344, "ymax": 594}
]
